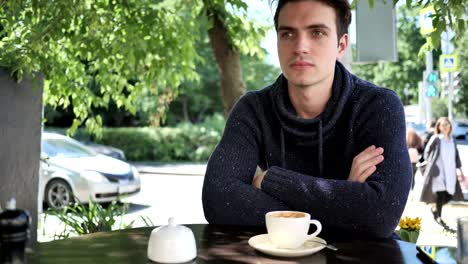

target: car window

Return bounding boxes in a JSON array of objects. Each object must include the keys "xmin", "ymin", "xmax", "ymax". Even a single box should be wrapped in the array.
[{"xmin": 42, "ymin": 138, "xmax": 96, "ymax": 158}]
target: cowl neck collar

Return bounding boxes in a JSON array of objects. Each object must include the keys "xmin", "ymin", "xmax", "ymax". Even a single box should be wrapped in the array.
[
  {"xmin": 270, "ymin": 61, "xmax": 353, "ymax": 145},
  {"xmin": 268, "ymin": 61, "xmax": 353, "ymax": 176}
]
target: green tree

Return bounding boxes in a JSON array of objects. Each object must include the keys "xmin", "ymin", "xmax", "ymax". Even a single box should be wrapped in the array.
[
  {"xmin": 363, "ymin": 0, "xmax": 467, "ymax": 53},
  {"xmin": 202, "ymin": 0, "xmax": 267, "ymax": 116},
  {"xmin": 431, "ymin": 97, "xmax": 448, "ymax": 119},
  {"xmin": 1, "ymin": 0, "xmax": 202, "ymax": 135},
  {"xmin": 454, "ymin": 32, "xmax": 468, "ymax": 118},
  {"xmin": 1, "ymin": 0, "xmax": 266, "ymax": 135},
  {"xmin": 163, "ymin": 30, "xmax": 223, "ymax": 125},
  {"xmin": 136, "ymin": 26, "xmax": 280, "ymax": 126},
  {"xmin": 164, "ymin": 46, "xmax": 280, "ymax": 125}
]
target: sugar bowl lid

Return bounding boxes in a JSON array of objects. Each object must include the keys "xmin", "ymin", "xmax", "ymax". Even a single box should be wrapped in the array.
[{"xmin": 147, "ymin": 217, "xmax": 196, "ymax": 263}]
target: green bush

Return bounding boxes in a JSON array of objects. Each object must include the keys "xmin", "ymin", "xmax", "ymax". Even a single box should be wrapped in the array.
[
  {"xmin": 46, "ymin": 114, "xmax": 225, "ymax": 162},
  {"xmin": 431, "ymin": 98, "xmax": 448, "ymax": 120}
]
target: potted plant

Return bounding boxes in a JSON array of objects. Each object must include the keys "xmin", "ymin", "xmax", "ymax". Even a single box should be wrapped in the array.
[{"xmin": 396, "ymin": 216, "xmax": 421, "ymax": 244}]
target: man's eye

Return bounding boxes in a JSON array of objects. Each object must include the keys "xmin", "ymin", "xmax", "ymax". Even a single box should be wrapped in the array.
[
  {"xmin": 311, "ymin": 30, "xmax": 324, "ymax": 37},
  {"xmin": 280, "ymin": 32, "xmax": 293, "ymax": 39}
]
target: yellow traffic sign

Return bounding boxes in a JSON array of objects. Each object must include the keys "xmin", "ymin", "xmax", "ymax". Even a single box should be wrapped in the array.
[
  {"xmin": 439, "ymin": 54, "xmax": 458, "ymax": 73},
  {"xmin": 420, "ymin": 5, "xmax": 435, "ymax": 35}
]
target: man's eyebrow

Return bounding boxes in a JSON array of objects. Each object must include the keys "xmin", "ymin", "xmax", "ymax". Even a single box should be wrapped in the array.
[
  {"xmin": 307, "ymin": 24, "xmax": 331, "ymax": 31},
  {"xmin": 278, "ymin": 25, "xmax": 295, "ymax": 31},
  {"xmin": 278, "ymin": 23, "xmax": 331, "ymax": 31}
]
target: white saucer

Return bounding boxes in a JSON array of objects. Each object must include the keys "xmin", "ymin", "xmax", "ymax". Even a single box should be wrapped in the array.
[{"xmin": 248, "ymin": 234, "xmax": 326, "ymax": 257}]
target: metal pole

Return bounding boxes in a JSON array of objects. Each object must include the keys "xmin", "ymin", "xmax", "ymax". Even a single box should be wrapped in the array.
[
  {"xmin": 441, "ymin": 29, "xmax": 455, "ymax": 120},
  {"xmin": 426, "ymin": 51, "xmax": 433, "ymax": 70},
  {"xmin": 424, "ymin": 51, "xmax": 433, "ymax": 123},
  {"xmin": 448, "ymin": 72, "xmax": 453, "ymax": 120},
  {"xmin": 418, "ymin": 81, "xmax": 425, "ymax": 124}
]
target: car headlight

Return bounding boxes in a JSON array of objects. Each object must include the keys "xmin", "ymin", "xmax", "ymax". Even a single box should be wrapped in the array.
[
  {"xmin": 81, "ymin": 171, "xmax": 108, "ymax": 183},
  {"xmin": 131, "ymin": 166, "xmax": 140, "ymax": 180}
]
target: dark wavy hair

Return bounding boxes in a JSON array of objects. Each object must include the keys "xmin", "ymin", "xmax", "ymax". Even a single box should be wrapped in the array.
[{"xmin": 270, "ymin": 0, "xmax": 352, "ymax": 39}]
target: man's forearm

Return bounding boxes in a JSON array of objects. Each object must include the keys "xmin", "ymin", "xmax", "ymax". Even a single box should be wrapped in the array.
[
  {"xmin": 202, "ymin": 147, "xmax": 291, "ymax": 225},
  {"xmin": 202, "ymin": 172, "xmax": 290, "ymax": 225},
  {"xmin": 261, "ymin": 165, "xmax": 411, "ymax": 238}
]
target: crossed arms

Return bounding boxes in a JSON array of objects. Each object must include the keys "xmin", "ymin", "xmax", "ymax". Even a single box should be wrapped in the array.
[{"xmin": 202, "ymin": 91, "xmax": 412, "ymax": 238}]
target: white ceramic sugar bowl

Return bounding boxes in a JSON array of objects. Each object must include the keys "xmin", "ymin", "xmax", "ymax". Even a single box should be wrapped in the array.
[{"xmin": 147, "ymin": 218, "xmax": 197, "ymax": 263}]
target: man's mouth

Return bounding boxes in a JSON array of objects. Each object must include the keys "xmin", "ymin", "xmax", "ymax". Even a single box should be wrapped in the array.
[{"xmin": 290, "ymin": 60, "xmax": 314, "ymax": 69}]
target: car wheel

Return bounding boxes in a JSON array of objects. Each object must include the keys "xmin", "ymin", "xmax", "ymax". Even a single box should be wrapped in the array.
[{"xmin": 45, "ymin": 179, "xmax": 74, "ymax": 209}]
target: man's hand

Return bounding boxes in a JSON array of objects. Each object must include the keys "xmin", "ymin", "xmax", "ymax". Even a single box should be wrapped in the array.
[
  {"xmin": 348, "ymin": 145, "xmax": 384, "ymax": 183},
  {"xmin": 252, "ymin": 168, "xmax": 267, "ymax": 189}
]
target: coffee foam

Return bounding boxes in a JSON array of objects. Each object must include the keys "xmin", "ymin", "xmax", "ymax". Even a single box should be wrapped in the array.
[{"xmin": 271, "ymin": 212, "xmax": 305, "ymax": 218}]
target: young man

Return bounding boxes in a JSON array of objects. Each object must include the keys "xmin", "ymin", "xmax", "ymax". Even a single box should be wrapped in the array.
[{"xmin": 202, "ymin": 0, "xmax": 412, "ymax": 239}]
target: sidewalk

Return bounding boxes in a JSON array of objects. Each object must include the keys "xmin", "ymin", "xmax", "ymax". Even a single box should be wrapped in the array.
[
  {"xmin": 404, "ymin": 171, "xmax": 468, "ymax": 247},
  {"xmin": 131, "ymin": 161, "xmax": 206, "ymax": 176}
]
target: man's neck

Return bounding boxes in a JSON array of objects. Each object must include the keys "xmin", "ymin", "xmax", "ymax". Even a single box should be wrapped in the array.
[{"xmin": 287, "ymin": 77, "xmax": 334, "ymax": 119}]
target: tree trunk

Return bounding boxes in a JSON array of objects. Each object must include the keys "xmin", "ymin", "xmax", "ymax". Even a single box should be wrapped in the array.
[
  {"xmin": 182, "ymin": 96, "xmax": 190, "ymax": 122},
  {"xmin": 206, "ymin": 12, "xmax": 246, "ymax": 117},
  {"xmin": 0, "ymin": 69, "xmax": 43, "ymax": 245}
]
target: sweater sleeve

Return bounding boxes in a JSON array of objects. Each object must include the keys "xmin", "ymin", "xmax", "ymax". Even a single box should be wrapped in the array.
[
  {"xmin": 202, "ymin": 93, "xmax": 290, "ymax": 225},
  {"xmin": 261, "ymin": 89, "xmax": 412, "ymax": 238}
]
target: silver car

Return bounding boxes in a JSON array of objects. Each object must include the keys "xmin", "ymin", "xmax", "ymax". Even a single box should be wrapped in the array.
[
  {"xmin": 453, "ymin": 121, "xmax": 468, "ymax": 141},
  {"xmin": 40, "ymin": 132, "xmax": 141, "ymax": 209}
]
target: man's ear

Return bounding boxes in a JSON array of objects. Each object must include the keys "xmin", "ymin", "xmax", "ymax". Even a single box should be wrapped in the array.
[{"xmin": 337, "ymin": 33, "xmax": 349, "ymax": 60}]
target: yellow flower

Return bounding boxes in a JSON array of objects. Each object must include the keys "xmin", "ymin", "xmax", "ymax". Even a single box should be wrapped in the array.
[
  {"xmin": 396, "ymin": 217, "xmax": 421, "ymax": 243},
  {"xmin": 400, "ymin": 222, "xmax": 408, "ymax": 229},
  {"xmin": 398, "ymin": 216, "xmax": 421, "ymax": 231}
]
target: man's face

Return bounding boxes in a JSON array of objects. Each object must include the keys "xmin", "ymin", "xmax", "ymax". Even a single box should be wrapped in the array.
[{"xmin": 277, "ymin": 0, "xmax": 348, "ymax": 89}]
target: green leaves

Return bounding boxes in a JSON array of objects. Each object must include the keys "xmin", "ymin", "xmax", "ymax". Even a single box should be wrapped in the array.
[
  {"xmin": 1, "ymin": 0, "xmax": 201, "ymax": 135},
  {"xmin": 354, "ymin": 0, "xmax": 466, "ymax": 52},
  {"xmin": 50, "ymin": 115, "xmax": 226, "ymax": 161},
  {"xmin": 2, "ymin": 0, "xmax": 272, "ymax": 134},
  {"xmin": 45, "ymin": 199, "xmax": 130, "ymax": 239},
  {"xmin": 452, "ymin": 32, "xmax": 467, "ymax": 117},
  {"xmin": 202, "ymin": 0, "xmax": 267, "ymax": 57},
  {"xmin": 395, "ymin": 229, "xmax": 420, "ymax": 243},
  {"xmin": 402, "ymin": 0, "xmax": 467, "ymax": 51}
]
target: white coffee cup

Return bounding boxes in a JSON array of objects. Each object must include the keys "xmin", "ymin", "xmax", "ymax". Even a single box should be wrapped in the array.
[{"xmin": 266, "ymin": 211, "xmax": 322, "ymax": 249}]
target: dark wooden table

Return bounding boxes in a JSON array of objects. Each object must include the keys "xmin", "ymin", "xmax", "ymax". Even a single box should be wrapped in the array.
[{"xmin": 28, "ymin": 224, "xmax": 427, "ymax": 263}]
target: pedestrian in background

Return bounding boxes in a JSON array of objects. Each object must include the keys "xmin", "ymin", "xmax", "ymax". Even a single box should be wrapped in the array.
[
  {"xmin": 419, "ymin": 120, "xmax": 436, "ymax": 175},
  {"xmin": 420, "ymin": 117, "xmax": 466, "ymax": 227},
  {"xmin": 423, "ymin": 120, "xmax": 436, "ymax": 151},
  {"xmin": 406, "ymin": 128, "xmax": 423, "ymax": 190}
]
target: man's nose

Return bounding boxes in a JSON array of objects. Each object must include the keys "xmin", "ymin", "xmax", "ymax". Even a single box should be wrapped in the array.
[{"xmin": 293, "ymin": 34, "xmax": 309, "ymax": 54}]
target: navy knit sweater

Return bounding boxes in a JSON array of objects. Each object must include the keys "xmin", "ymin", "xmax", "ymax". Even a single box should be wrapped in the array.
[{"xmin": 202, "ymin": 61, "xmax": 412, "ymax": 239}]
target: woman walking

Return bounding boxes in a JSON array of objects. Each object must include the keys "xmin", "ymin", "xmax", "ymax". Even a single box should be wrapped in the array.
[{"xmin": 420, "ymin": 117, "xmax": 466, "ymax": 227}]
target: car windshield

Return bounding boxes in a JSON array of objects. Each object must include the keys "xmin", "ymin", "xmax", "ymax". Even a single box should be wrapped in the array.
[{"xmin": 42, "ymin": 138, "xmax": 96, "ymax": 158}]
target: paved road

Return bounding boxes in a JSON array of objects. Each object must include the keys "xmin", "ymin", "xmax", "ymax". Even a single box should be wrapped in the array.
[{"xmin": 122, "ymin": 172, "xmax": 207, "ymax": 226}]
